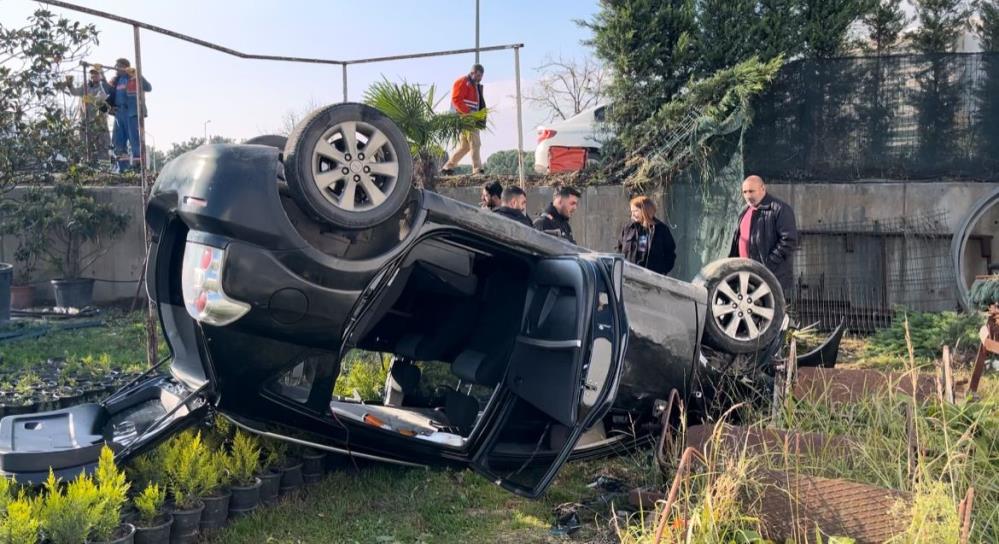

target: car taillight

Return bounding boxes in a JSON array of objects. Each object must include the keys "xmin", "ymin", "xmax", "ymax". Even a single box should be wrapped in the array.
[
  {"xmin": 537, "ymin": 128, "xmax": 557, "ymax": 143},
  {"xmin": 181, "ymin": 240, "xmax": 250, "ymax": 326}
]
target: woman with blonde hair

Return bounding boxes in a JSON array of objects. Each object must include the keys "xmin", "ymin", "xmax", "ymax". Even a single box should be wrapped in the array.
[{"xmin": 616, "ymin": 195, "xmax": 676, "ymax": 275}]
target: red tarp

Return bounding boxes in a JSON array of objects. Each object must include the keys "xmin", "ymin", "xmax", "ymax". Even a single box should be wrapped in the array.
[{"xmin": 548, "ymin": 146, "xmax": 588, "ymax": 173}]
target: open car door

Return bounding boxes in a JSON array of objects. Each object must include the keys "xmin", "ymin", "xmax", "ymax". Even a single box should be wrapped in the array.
[
  {"xmin": 0, "ymin": 225, "xmax": 217, "ymax": 484},
  {"xmin": 471, "ymin": 256, "xmax": 627, "ymax": 498}
]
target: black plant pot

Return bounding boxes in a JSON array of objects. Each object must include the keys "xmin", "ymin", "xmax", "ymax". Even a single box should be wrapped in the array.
[
  {"xmin": 0, "ymin": 263, "xmax": 11, "ymax": 325},
  {"xmin": 57, "ymin": 390, "xmax": 85, "ymax": 409},
  {"xmin": 90, "ymin": 522, "xmax": 136, "ymax": 544},
  {"xmin": 198, "ymin": 489, "xmax": 231, "ymax": 532},
  {"xmin": 258, "ymin": 469, "xmax": 282, "ymax": 505},
  {"xmin": 135, "ymin": 515, "xmax": 172, "ymax": 544},
  {"xmin": 51, "ymin": 278, "xmax": 95, "ymax": 309},
  {"xmin": 6, "ymin": 400, "xmax": 37, "ymax": 416},
  {"xmin": 169, "ymin": 502, "xmax": 203, "ymax": 544},
  {"xmin": 302, "ymin": 449, "xmax": 326, "ymax": 485},
  {"xmin": 229, "ymin": 477, "xmax": 262, "ymax": 518},
  {"xmin": 279, "ymin": 458, "xmax": 304, "ymax": 496}
]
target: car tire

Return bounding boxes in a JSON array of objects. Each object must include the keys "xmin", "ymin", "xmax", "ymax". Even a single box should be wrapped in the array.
[
  {"xmin": 245, "ymin": 134, "xmax": 288, "ymax": 150},
  {"xmin": 284, "ymin": 103, "xmax": 414, "ymax": 229},
  {"xmin": 695, "ymin": 258, "xmax": 785, "ymax": 354}
]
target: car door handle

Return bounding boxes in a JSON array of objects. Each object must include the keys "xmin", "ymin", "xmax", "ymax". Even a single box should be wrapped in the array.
[{"xmin": 517, "ymin": 336, "xmax": 582, "ymax": 349}]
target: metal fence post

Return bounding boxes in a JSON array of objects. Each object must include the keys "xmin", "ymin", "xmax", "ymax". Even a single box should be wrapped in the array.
[
  {"xmin": 342, "ymin": 64, "xmax": 348, "ymax": 103},
  {"xmin": 514, "ymin": 46, "xmax": 524, "ymax": 188},
  {"xmin": 133, "ymin": 25, "xmax": 158, "ymax": 368}
]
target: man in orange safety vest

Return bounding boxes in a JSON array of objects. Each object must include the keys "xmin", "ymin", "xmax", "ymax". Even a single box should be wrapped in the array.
[{"xmin": 441, "ymin": 64, "xmax": 486, "ymax": 175}]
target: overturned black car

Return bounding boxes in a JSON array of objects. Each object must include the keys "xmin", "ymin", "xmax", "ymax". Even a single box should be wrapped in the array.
[{"xmin": 0, "ymin": 104, "xmax": 802, "ymax": 498}]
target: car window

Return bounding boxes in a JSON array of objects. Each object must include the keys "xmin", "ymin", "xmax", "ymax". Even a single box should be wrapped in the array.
[{"xmin": 594, "ymin": 106, "xmax": 606, "ymax": 122}]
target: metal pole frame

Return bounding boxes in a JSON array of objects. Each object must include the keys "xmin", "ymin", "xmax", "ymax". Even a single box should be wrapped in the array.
[
  {"xmin": 43, "ymin": 1, "xmax": 530, "ymax": 362},
  {"xmin": 80, "ymin": 63, "xmax": 90, "ymax": 164},
  {"xmin": 514, "ymin": 46, "xmax": 525, "ymax": 188},
  {"xmin": 131, "ymin": 25, "xmax": 158, "ymax": 367}
]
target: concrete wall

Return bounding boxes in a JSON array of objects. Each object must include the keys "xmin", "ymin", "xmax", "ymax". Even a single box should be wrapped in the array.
[
  {"xmin": 0, "ymin": 187, "xmax": 146, "ymax": 305},
  {"xmin": 767, "ymin": 181, "xmax": 999, "ymax": 297},
  {"xmin": 438, "ymin": 185, "xmax": 638, "ymax": 253},
  {"xmin": 2, "ymin": 181, "xmax": 995, "ymax": 306}
]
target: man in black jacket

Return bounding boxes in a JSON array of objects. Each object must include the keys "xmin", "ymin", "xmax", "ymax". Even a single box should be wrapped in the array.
[
  {"xmin": 480, "ymin": 181, "xmax": 502, "ymax": 210},
  {"xmin": 533, "ymin": 186, "xmax": 580, "ymax": 244},
  {"xmin": 729, "ymin": 175, "xmax": 799, "ymax": 292},
  {"xmin": 492, "ymin": 186, "xmax": 533, "ymax": 227}
]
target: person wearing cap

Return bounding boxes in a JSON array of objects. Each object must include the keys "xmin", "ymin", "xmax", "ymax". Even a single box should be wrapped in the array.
[
  {"xmin": 441, "ymin": 64, "xmax": 486, "ymax": 175},
  {"xmin": 107, "ymin": 58, "xmax": 152, "ymax": 173},
  {"xmin": 65, "ymin": 65, "xmax": 112, "ymax": 164}
]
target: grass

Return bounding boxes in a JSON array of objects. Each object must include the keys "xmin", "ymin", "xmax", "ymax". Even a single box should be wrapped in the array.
[
  {"xmin": 208, "ymin": 457, "xmax": 651, "ymax": 544},
  {"xmin": 0, "ymin": 310, "xmax": 161, "ymax": 372},
  {"xmin": 3, "ymin": 311, "xmax": 996, "ymax": 542}
]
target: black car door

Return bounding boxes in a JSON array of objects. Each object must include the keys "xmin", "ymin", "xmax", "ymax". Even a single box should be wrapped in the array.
[{"xmin": 471, "ymin": 256, "xmax": 627, "ymax": 498}]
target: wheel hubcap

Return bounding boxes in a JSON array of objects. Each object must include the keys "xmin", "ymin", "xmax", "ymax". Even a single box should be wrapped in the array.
[
  {"xmin": 710, "ymin": 271, "xmax": 776, "ymax": 341},
  {"xmin": 310, "ymin": 121, "xmax": 399, "ymax": 213}
]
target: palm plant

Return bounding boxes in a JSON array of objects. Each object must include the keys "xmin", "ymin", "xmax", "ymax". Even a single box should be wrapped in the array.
[{"xmin": 363, "ymin": 78, "xmax": 486, "ymax": 191}]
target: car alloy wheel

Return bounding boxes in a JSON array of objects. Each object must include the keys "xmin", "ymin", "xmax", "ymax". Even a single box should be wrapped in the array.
[
  {"xmin": 310, "ymin": 120, "xmax": 399, "ymax": 213},
  {"xmin": 710, "ymin": 270, "xmax": 776, "ymax": 342}
]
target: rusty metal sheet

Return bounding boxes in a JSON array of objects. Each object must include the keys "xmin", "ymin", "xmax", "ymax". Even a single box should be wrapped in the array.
[
  {"xmin": 794, "ymin": 367, "xmax": 938, "ymax": 404},
  {"xmin": 753, "ymin": 472, "xmax": 911, "ymax": 544},
  {"xmin": 684, "ymin": 423, "xmax": 853, "ymax": 460}
]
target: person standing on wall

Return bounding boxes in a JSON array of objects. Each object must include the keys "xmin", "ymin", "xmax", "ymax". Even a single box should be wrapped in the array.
[
  {"xmin": 441, "ymin": 64, "xmax": 485, "ymax": 176},
  {"xmin": 65, "ymin": 65, "xmax": 112, "ymax": 165},
  {"xmin": 617, "ymin": 195, "xmax": 676, "ymax": 276},
  {"xmin": 728, "ymin": 175, "xmax": 799, "ymax": 294},
  {"xmin": 533, "ymin": 186, "xmax": 580, "ymax": 244},
  {"xmin": 107, "ymin": 58, "xmax": 151, "ymax": 173}
]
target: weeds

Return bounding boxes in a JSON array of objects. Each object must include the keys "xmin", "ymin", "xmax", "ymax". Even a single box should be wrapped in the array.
[
  {"xmin": 332, "ymin": 350, "xmax": 389, "ymax": 401},
  {"xmin": 865, "ymin": 311, "xmax": 984, "ymax": 365}
]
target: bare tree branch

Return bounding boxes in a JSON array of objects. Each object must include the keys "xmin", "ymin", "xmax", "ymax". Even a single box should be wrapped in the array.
[{"xmin": 525, "ymin": 54, "xmax": 606, "ymax": 123}]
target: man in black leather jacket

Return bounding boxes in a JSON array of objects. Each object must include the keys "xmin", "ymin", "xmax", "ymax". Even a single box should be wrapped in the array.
[
  {"xmin": 533, "ymin": 186, "xmax": 580, "ymax": 244},
  {"xmin": 728, "ymin": 175, "xmax": 799, "ymax": 292},
  {"xmin": 492, "ymin": 186, "xmax": 533, "ymax": 227}
]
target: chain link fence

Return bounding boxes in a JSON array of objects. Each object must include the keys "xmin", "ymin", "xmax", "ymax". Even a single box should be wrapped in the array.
[
  {"xmin": 788, "ymin": 211, "xmax": 956, "ymax": 332},
  {"xmin": 746, "ymin": 53, "xmax": 999, "ymax": 182}
]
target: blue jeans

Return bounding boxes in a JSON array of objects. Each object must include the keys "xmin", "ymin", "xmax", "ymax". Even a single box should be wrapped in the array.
[{"xmin": 113, "ymin": 114, "xmax": 141, "ymax": 171}]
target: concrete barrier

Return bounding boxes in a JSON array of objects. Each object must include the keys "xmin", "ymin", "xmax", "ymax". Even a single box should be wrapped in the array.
[{"xmin": 1, "ymin": 181, "xmax": 995, "ymax": 306}]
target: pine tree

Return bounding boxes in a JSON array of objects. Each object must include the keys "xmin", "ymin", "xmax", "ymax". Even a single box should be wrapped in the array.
[
  {"xmin": 978, "ymin": 0, "xmax": 999, "ymax": 51},
  {"xmin": 799, "ymin": 0, "xmax": 870, "ymax": 59},
  {"xmin": 862, "ymin": 0, "xmax": 910, "ymax": 54},
  {"xmin": 582, "ymin": 0, "xmax": 698, "ymax": 150},
  {"xmin": 757, "ymin": 0, "xmax": 806, "ymax": 61},
  {"xmin": 695, "ymin": 0, "xmax": 761, "ymax": 73},
  {"xmin": 909, "ymin": 0, "xmax": 971, "ymax": 53},
  {"xmin": 909, "ymin": 0, "xmax": 970, "ymax": 170},
  {"xmin": 976, "ymin": 1, "xmax": 999, "ymax": 174}
]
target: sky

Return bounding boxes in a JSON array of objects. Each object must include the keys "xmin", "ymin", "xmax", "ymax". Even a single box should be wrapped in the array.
[{"xmin": 2, "ymin": 0, "xmax": 602, "ymax": 159}]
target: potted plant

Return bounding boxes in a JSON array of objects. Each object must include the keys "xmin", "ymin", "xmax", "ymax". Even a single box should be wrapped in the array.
[
  {"xmin": 0, "ymin": 197, "xmax": 46, "ymax": 311},
  {"xmin": 132, "ymin": 484, "xmax": 171, "ymax": 544},
  {"xmin": 276, "ymin": 443, "xmax": 303, "ymax": 497},
  {"xmin": 8, "ymin": 178, "xmax": 129, "ymax": 310},
  {"xmin": 161, "ymin": 431, "xmax": 209, "ymax": 544},
  {"xmin": 197, "ymin": 450, "xmax": 230, "ymax": 533},
  {"xmin": 9, "ymin": 244, "xmax": 39, "ymax": 310},
  {"xmin": 0, "ymin": 262, "xmax": 10, "ymax": 324},
  {"xmin": 257, "ymin": 438, "xmax": 286, "ymax": 506},
  {"xmin": 301, "ymin": 447, "xmax": 327, "ymax": 485},
  {"xmin": 37, "ymin": 469, "xmax": 100, "ymax": 544},
  {"xmin": 225, "ymin": 431, "xmax": 262, "ymax": 518},
  {"xmin": 90, "ymin": 446, "xmax": 134, "ymax": 544},
  {"xmin": 0, "ymin": 495, "xmax": 40, "ymax": 544}
]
